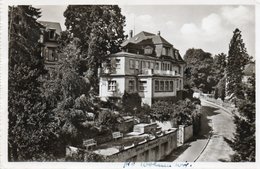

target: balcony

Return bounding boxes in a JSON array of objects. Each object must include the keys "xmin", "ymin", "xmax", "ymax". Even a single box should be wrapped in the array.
[{"xmin": 139, "ymin": 69, "xmax": 181, "ymax": 76}]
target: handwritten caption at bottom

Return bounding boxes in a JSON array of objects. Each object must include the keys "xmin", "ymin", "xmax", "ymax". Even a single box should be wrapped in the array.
[{"xmin": 123, "ymin": 162, "xmax": 192, "ymax": 168}]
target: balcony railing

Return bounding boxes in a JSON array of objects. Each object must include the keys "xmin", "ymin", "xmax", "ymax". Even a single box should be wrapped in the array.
[{"xmin": 140, "ymin": 69, "xmax": 181, "ymax": 76}]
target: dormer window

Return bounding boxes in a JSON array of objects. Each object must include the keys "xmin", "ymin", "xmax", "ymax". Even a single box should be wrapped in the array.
[
  {"xmin": 162, "ymin": 47, "xmax": 170, "ymax": 56},
  {"xmin": 49, "ymin": 29, "xmax": 56, "ymax": 40},
  {"xmin": 144, "ymin": 46, "xmax": 153, "ymax": 55},
  {"xmin": 174, "ymin": 51, "xmax": 179, "ymax": 58}
]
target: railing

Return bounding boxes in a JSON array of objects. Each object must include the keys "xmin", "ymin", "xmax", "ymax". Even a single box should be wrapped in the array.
[
  {"xmin": 100, "ymin": 67, "xmax": 181, "ymax": 77},
  {"xmin": 140, "ymin": 69, "xmax": 181, "ymax": 76}
]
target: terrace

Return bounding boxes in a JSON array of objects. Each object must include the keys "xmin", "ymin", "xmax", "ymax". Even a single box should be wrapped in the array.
[{"xmin": 92, "ymin": 123, "xmax": 176, "ymax": 157}]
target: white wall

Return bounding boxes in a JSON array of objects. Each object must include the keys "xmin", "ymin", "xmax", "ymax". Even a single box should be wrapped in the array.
[
  {"xmin": 99, "ymin": 77, "xmax": 125, "ymax": 100},
  {"xmin": 138, "ymin": 77, "xmax": 152, "ymax": 106}
]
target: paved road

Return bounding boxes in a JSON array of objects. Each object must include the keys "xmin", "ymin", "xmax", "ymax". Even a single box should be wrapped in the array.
[
  {"xmin": 164, "ymin": 99, "xmax": 235, "ymax": 162},
  {"xmin": 196, "ymin": 100, "xmax": 235, "ymax": 162}
]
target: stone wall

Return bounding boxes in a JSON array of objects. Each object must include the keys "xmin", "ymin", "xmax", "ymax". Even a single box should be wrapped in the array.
[{"xmin": 106, "ymin": 129, "xmax": 178, "ymax": 162}]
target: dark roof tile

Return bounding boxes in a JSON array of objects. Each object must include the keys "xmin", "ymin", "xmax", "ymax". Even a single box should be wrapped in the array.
[{"xmin": 122, "ymin": 31, "xmax": 172, "ymax": 47}]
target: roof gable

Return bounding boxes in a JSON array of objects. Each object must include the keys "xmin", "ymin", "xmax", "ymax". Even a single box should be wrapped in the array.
[
  {"xmin": 122, "ymin": 31, "xmax": 172, "ymax": 47},
  {"xmin": 39, "ymin": 21, "xmax": 62, "ymax": 35}
]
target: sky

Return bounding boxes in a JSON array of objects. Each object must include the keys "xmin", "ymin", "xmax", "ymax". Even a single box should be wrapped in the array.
[{"xmin": 35, "ymin": 5, "xmax": 255, "ymax": 57}]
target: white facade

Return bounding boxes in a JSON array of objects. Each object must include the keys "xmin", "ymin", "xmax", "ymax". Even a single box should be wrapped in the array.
[{"xmin": 99, "ymin": 31, "xmax": 185, "ymax": 106}]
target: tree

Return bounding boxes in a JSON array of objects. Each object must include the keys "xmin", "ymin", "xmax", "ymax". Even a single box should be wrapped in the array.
[
  {"xmin": 229, "ymin": 73, "xmax": 255, "ymax": 161},
  {"xmin": 151, "ymin": 99, "xmax": 200, "ymax": 127},
  {"xmin": 212, "ymin": 53, "xmax": 226, "ymax": 81},
  {"xmin": 63, "ymin": 5, "xmax": 126, "ymax": 93},
  {"xmin": 122, "ymin": 91, "xmax": 142, "ymax": 115},
  {"xmin": 43, "ymin": 38, "xmax": 97, "ymax": 150},
  {"xmin": 226, "ymin": 28, "xmax": 250, "ymax": 99},
  {"xmin": 217, "ymin": 77, "xmax": 226, "ymax": 101},
  {"xmin": 8, "ymin": 6, "xmax": 59, "ymax": 161},
  {"xmin": 183, "ymin": 48, "xmax": 215, "ymax": 93},
  {"xmin": 151, "ymin": 101, "xmax": 174, "ymax": 121}
]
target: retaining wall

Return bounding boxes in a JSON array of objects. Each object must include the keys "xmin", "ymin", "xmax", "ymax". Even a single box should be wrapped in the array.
[{"xmin": 106, "ymin": 129, "xmax": 178, "ymax": 162}]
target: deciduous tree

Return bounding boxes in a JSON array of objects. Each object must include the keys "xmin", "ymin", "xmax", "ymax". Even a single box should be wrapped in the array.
[
  {"xmin": 63, "ymin": 5, "xmax": 126, "ymax": 93},
  {"xmin": 183, "ymin": 48, "xmax": 215, "ymax": 93}
]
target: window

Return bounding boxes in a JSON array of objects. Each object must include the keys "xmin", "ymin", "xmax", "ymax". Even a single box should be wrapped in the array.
[
  {"xmin": 175, "ymin": 51, "xmax": 179, "ymax": 58},
  {"xmin": 176, "ymin": 79, "xmax": 179, "ymax": 89},
  {"xmin": 142, "ymin": 61, "xmax": 146, "ymax": 69},
  {"xmin": 161, "ymin": 63, "xmax": 164, "ymax": 70},
  {"xmin": 144, "ymin": 46, "xmax": 153, "ymax": 55},
  {"xmin": 160, "ymin": 81, "xmax": 164, "ymax": 91},
  {"xmin": 150, "ymin": 62, "xmax": 154, "ymax": 69},
  {"xmin": 155, "ymin": 80, "xmax": 159, "ymax": 92},
  {"xmin": 116, "ymin": 59, "xmax": 120, "ymax": 69},
  {"xmin": 146, "ymin": 61, "xmax": 150, "ymax": 69},
  {"xmin": 165, "ymin": 81, "xmax": 169, "ymax": 91},
  {"xmin": 170, "ymin": 81, "xmax": 173, "ymax": 91},
  {"xmin": 139, "ymin": 81, "xmax": 147, "ymax": 91},
  {"xmin": 135, "ymin": 60, "xmax": 139, "ymax": 69},
  {"xmin": 179, "ymin": 79, "xmax": 182, "ymax": 89},
  {"xmin": 130, "ymin": 59, "xmax": 135, "ymax": 69},
  {"xmin": 128, "ymin": 80, "xmax": 135, "ymax": 92},
  {"xmin": 49, "ymin": 29, "xmax": 56, "ymax": 40},
  {"xmin": 45, "ymin": 48, "xmax": 58, "ymax": 61},
  {"xmin": 155, "ymin": 62, "xmax": 159, "ymax": 70},
  {"xmin": 163, "ymin": 47, "xmax": 170, "ymax": 56},
  {"xmin": 108, "ymin": 81, "xmax": 116, "ymax": 92},
  {"xmin": 162, "ymin": 47, "xmax": 166, "ymax": 55}
]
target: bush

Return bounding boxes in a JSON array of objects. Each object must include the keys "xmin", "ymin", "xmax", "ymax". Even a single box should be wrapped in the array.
[
  {"xmin": 151, "ymin": 101, "xmax": 174, "ymax": 121},
  {"xmin": 122, "ymin": 91, "xmax": 142, "ymax": 114}
]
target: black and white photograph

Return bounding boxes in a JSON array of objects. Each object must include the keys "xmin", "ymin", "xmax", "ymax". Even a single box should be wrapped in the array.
[{"xmin": 0, "ymin": 0, "xmax": 258, "ymax": 169}]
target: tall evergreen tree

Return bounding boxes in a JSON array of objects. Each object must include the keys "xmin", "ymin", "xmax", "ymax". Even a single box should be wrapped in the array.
[
  {"xmin": 8, "ymin": 6, "xmax": 59, "ymax": 161},
  {"xmin": 226, "ymin": 28, "xmax": 250, "ymax": 99},
  {"xmin": 230, "ymin": 73, "xmax": 255, "ymax": 161},
  {"xmin": 63, "ymin": 5, "xmax": 126, "ymax": 93}
]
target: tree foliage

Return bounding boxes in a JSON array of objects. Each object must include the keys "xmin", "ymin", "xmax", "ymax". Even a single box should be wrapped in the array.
[
  {"xmin": 151, "ymin": 99, "xmax": 201, "ymax": 129},
  {"xmin": 183, "ymin": 48, "xmax": 216, "ymax": 93},
  {"xmin": 230, "ymin": 73, "xmax": 255, "ymax": 162},
  {"xmin": 226, "ymin": 28, "xmax": 250, "ymax": 99},
  {"xmin": 63, "ymin": 5, "xmax": 126, "ymax": 92},
  {"xmin": 212, "ymin": 53, "xmax": 226, "ymax": 81},
  {"xmin": 122, "ymin": 91, "xmax": 142, "ymax": 115},
  {"xmin": 8, "ymin": 6, "xmax": 60, "ymax": 161},
  {"xmin": 43, "ymin": 38, "xmax": 97, "ymax": 150}
]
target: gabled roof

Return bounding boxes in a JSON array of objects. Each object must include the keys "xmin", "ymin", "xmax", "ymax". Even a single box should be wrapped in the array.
[
  {"xmin": 121, "ymin": 31, "xmax": 172, "ymax": 47},
  {"xmin": 39, "ymin": 21, "xmax": 62, "ymax": 35},
  {"xmin": 243, "ymin": 62, "xmax": 255, "ymax": 76}
]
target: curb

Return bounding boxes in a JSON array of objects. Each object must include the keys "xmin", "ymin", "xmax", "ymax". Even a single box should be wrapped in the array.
[
  {"xmin": 201, "ymin": 99, "xmax": 237, "ymax": 117},
  {"xmin": 193, "ymin": 132, "xmax": 212, "ymax": 162}
]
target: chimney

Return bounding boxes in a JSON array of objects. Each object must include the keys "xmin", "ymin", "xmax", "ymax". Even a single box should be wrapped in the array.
[
  {"xmin": 157, "ymin": 31, "xmax": 161, "ymax": 36},
  {"xmin": 129, "ymin": 30, "xmax": 133, "ymax": 38}
]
